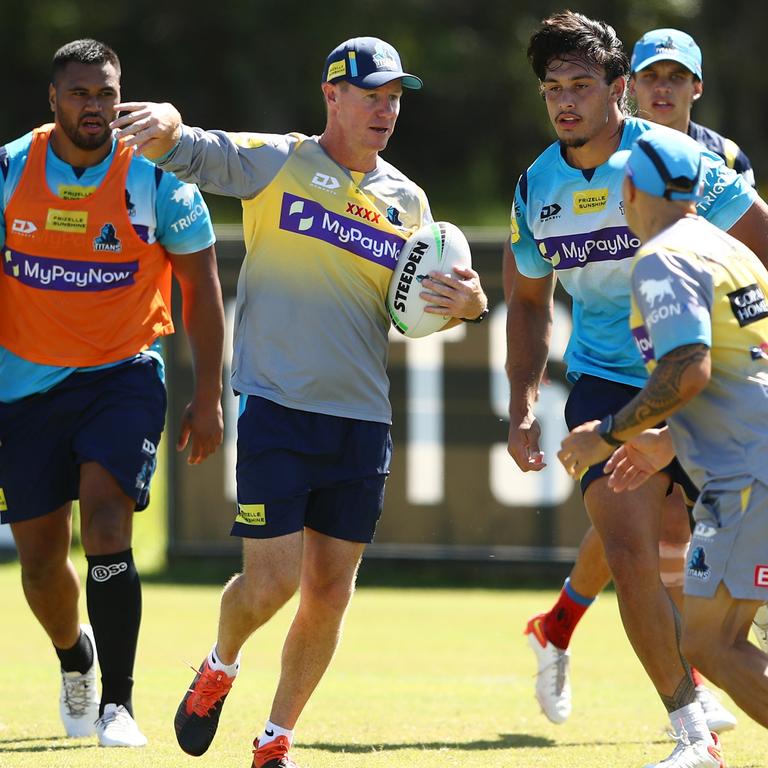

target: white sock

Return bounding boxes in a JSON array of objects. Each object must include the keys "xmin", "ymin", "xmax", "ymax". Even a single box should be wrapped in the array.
[
  {"xmin": 669, "ymin": 702, "xmax": 712, "ymax": 745},
  {"xmin": 259, "ymin": 719, "xmax": 293, "ymax": 747},
  {"xmin": 208, "ymin": 644, "xmax": 240, "ymax": 677}
]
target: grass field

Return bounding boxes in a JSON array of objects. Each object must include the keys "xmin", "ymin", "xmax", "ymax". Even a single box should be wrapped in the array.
[{"xmin": 0, "ymin": 561, "xmax": 766, "ymax": 768}]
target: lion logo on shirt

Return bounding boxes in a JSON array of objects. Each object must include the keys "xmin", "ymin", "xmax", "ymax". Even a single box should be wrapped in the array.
[{"xmin": 639, "ymin": 277, "xmax": 675, "ymax": 307}]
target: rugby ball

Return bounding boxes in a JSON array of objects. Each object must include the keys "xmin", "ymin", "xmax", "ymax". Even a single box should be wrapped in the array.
[{"xmin": 387, "ymin": 221, "xmax": 472, "ymax": 338}]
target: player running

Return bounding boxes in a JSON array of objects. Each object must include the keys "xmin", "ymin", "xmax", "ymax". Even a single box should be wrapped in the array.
[
  {"xmin": 506, "ymin": 11, "xmax": 768, "ymax": 767},
  {"xmin": 520, "ymin": 22, "xmax": 763, "ymax": 734},
  {"xmin": 0, "ymin": 39, "xmax": 223, "ymax": 746},
  {"xmin": 559, "ymin": 125, "xmax": 768, "ymax": 736},
  {"xmin": 111, "ymin": 36, "xmax": 487, "ymax": 768}
]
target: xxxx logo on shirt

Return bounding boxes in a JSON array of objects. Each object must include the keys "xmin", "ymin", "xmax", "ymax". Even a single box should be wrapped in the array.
[{"xmin": 279, "ymin": 193, "xmax": 403, "ymax": 269}]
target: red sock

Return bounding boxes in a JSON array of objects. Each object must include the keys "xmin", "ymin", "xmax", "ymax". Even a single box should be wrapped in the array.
[
  {"xmin": 542, "ymin": 579, "xmax": 594, "ymax": 650},
  {"xmin": 691, "ymin": 667, "xmax": 706, "ymax": 687}
]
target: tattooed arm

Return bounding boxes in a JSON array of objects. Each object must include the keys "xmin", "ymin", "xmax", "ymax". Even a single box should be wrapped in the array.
[
  {"xmin": 612, "ymin": 343, "xmax": 711, "ymax": 435},
  {"xmin": 557, "ymin": 344, "xmax": 711, "ymax": 477}
]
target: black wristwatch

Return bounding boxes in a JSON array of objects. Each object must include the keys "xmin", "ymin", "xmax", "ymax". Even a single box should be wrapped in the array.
[
  {"xmin": 596, "ymin": 413, "xmax": 624, "ymax": 447},
  {"xmin": 462, "ymin": 307, "xmax": 490, "ymax": 324}
]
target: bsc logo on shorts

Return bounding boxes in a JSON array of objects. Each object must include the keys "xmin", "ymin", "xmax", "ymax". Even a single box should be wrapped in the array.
[{"xmin": 236, "ymin": 504, "xmax": 266, "ymax": 526}]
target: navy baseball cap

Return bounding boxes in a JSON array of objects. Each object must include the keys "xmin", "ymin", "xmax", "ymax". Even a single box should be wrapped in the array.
[
  {"xmin": 631, "ymin": 29, "xmax": 703, "ymax": 80},
  {"xmin": 322, "ymin": 37, "xmax": 422, "ymax": 90},
  {"xmin": 608, "ymin": 127, "xmax": 705, "ymax": 201}
]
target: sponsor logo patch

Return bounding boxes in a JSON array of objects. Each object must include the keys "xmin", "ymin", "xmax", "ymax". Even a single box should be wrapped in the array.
[
  {"xmin": 279, "ymin": 193, "xmax": 403, "ymax": 269},
  {"xmin": 3, "ymin": 249, "xmax": 138, "ymax": 291},
  {"xmin": 638, "ymin": 277, "xmax": 675, "ymax": 307},
  {"xmin": 386, "ymin": 206, "xmax": 403, "ymax": 226},
  {"xmin": 45, "ymin": 209, "xmax": 88, "ymax": 233},
  {"xmin": 632, "ymin": 325, "xmax": 655, "ymax": 364},
  {"xmin": 346, "ymin": 202, "xmax": 380, "ymax": 224},
  {"xmin": 170, "ymin": 204, "xmax": 206, "ymax": 234},
  {"xmin": 91, "ymin": 562, "xmax": 128, "ymax": 582},
  {"xmin": 93, "ymin": 223, "xmax": 121, "ymax": 253},
  {"xmin": 0, "ymin": 487, "xmax": 6, "ymax": 512},
  {"xmin": 510, "ymin": 203, "xmax": 521, "ymax": 244},
  {"xmin": 537, "ymin": 226, "xmax": 640, "ymax": 268},
  {"xmin": 171, "ymin": 184, "xmax": 197, "ymax": 208},
  {"xmin": 540, "ymin": 203, "xmax": 561, "ymax": 221},
  {"xmin": 311, "ymin": 173, "xmax": 340, "ymax": 192},
  {"xmin": 687, "ymin": 545, "xmax": 711, "ymax": 581},
  {"xmin": 693, "ymin": 522, "xmax": 717, "ymax": 539},
  {"xmin": 11, "ymin": 219, "xmax": 37, "ymax": 235},
  {"xmin": 236, "ymin": 504, "xmax": 266, "ymax": 526},
  {"xmin": 573, "ymin": 189, "xmax": 609, "ymax": 214},
  {"xmin": 373, "ymin": 42, "xmax": 398, "ymax": 71},
  {"xmin": 755, "ymin": 565, "xmax": 768, "ymax": 588},
  {"xmin": 57, "ymin": 184, "xmax": 96, "ymax": 200},
  {"xmin": 327, "ymin": 60, "xmax": 347, "ymax": 80},
  {"xmin": 728, "ymin": 283, "xmax": 768, "ymax": 327},
  {"xmin": 696, "ymin": 168, "xmax": 730, "ymax": 215}
]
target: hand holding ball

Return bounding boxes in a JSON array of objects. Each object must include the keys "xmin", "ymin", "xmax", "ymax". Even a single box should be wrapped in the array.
[{"xmin": 387, "ymin": 222, "xmax": 472, "ymax": 338}]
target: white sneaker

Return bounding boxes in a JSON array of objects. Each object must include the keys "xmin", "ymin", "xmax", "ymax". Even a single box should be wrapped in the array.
[
  {"xmin": 96, "ymin": 703, "xmax": 147, "ymax": 747},
  {"xmin": 752, "ymin": 603, "xmax": 768, "ymax": 653},
  {"xmin": 695, "ymin": 685, "xmax": 737, "ymax": 732},
  {"xmin": 59, "ymin": 624, "xmax": 99, "ymax": 738},
  {"xmin": 524, "ymin": 615, "xmax": 571, "ymax": 724},
  {"xmin": 644, "ymin": 731, "xmax": 725, "ymax": 767}
]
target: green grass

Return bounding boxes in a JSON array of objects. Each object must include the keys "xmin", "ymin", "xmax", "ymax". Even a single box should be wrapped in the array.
[{"xmin": 0, "ymin": 562, "xmax": 766, "ymax": 768}]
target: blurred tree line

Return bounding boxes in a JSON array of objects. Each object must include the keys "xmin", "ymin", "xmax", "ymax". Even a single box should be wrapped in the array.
[{"xmin": 2, "ymin": 0, "xmax": 766, "ymax": 226}]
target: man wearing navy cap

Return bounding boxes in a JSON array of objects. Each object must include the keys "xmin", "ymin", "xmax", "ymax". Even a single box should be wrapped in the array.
[
  {"xmin": 559, "ymin": 127, "xmax": 768, "ymax": 733},
  {"xmin": 110, "ymin": 37, "xmax": 487, "ymax": 768}
]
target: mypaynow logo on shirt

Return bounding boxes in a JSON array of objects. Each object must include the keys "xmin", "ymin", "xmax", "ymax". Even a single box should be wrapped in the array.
[
  {"xmin": 279, "ymin": 193, "xmax": 403, "ymax": 269},
  {"xmin": 3, "ymin": 249, "xmax": 138, "ymax": 291},
  {"xmin": 537, "ymin": 226, "xmax": 640, "ymax": 268}
]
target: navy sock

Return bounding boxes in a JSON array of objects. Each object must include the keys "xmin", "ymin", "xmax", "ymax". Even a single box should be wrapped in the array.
[
  {"xmin": 55, "ymin": 628, "xmax": 94, "ymax": 674},
  {"xmin": 86, "ymin": 548, "xmax": 141, "ymax": 716}
]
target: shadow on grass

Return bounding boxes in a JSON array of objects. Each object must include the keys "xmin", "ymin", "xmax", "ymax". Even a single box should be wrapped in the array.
[
  {"xmin": 304, "ymin": 734, "xmax": 671, "ymax": 753},
  {"xmin": 0, "ymin": 735, "xmax": 98, "ymax": 753},
  {"xmin": 304, "ymin": 733, "xmax": 554, "ymax": 752}
]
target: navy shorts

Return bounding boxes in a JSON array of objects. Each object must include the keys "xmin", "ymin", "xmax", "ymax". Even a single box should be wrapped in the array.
[
  {"xmin": 233, "ymin": 396, "xmax": 392, "ymax": 543},
  {"xmin": 0, "ymin": 356, "xmax": 166, "ymax": 524},
  {"xmin": 565, "ymin": 374, "xmax": 698, "ymax": 501}
]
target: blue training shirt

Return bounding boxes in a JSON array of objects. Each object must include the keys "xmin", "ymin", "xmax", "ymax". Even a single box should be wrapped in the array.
[
  {"xmin": 510, "ymin": 117, "xmax": 757, "ymax": 387},
  {"xmin": 0, "ymin": 131, "xmax": 216, "ymax": 402}
]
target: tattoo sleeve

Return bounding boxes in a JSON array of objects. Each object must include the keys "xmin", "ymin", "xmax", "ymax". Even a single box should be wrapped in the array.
[{"xmin": 613, "ymin": 343, "xmax": 710, "ymax": 436}]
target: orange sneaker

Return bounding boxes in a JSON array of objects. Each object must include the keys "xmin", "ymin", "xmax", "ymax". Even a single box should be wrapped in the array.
[
  {"xmin": 174, "ymin": 658, "xmax": 235, "ymax": 756},
  {"xmin": 252, "ymin": 735, "xmax": 300, "ymax": 768}
]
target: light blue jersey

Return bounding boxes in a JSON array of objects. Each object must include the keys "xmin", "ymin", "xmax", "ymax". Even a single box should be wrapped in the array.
[
  {"xmin": 0, "ymin": 131, "xmax": 216, "ymax": 401},
  {"xmin": 511, "ymin": 117, "xmax": 756, "ymax": 386}
]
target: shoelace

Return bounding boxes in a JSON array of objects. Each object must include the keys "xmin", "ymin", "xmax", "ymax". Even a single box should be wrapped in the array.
[
  {"xmin": 187, "ymin": 664, "xmax": 233, "ymax": 716},
  {"xmin": 535, "ymin": 651, "xmax": 569, "ymax": 696},
  {"xmin": 95, "ymin": 708, "xmax": 122, "ymax": 730},
  {"xmin": 253, "ymin": 736, "xmax": 298, "ymax": 768},
  {"xmin": 62, "ymin": 674, "xmax": 93, "ymax": 717}
]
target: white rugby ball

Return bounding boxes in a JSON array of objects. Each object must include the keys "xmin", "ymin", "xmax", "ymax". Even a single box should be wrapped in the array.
[{"xmin": 387, "ymin": 221, "xmax": 472, "ymax": 338}]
